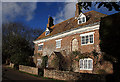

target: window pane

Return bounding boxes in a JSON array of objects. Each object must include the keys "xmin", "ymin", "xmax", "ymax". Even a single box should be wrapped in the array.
[
  {"xmin": 88, "ymin": 60, "xmax": 93, "ymax": 69},
  {"xmin": 82, "ymin": 36, "xmax": 85, "ymax": 44},
  {"xmin": 79, "ymin": 20, "xmax": 82, "ymax": 24},
  {"xmin": 90, "ymin": 35, "xmax": 93, "ymax": 43},
  {"xmin": 80, "ymin": 59, "xmax": 83, "ymax": 69},
  {"xmin": 83, "ymin": 17, "xmax": 85, "ymax": 22}
]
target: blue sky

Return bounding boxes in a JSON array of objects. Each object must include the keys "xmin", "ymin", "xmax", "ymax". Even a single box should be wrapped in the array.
[{"xmin": 2, "ymin": 2, "xmax": 119, "ymax": 31}]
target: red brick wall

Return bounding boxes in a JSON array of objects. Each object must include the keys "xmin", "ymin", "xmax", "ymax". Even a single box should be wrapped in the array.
[
  {"xmin": 34, "ymin": 29, "xmax": 100, "ymax": 62},
  {"xmin": 34, "ymin": 29, "xmax": 113, "ymax": 74}
]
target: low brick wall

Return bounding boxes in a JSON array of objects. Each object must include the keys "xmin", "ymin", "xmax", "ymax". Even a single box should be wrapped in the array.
[
  {"xmin": 9, "ymin": 63, "xmax": 14, "ymax": 68},
  {"xmin": 19, "ymin": 65, "xmax": 38, "ymax": 75},
  {"xmin": 44, "ymin": 69, "xmax": 106, "ymax": 81}
]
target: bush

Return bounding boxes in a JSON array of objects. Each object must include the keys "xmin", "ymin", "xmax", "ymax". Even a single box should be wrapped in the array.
[
  {"xmin": 38, "ymin": 68, "xmax": 44, "ymax": 76},
  {"xmin": 10, "ymin": 53, "xmax": 35, "ymax": 66},
  {"xmin": 41, "ymin": 55, "xmax": 48, "ymax": 69},
  {"xmin": 97, "ymin": 69, "xmax": 106, "ymax": 74},
  {"xmin": 14, "ymin": 64, "xmax": 19, "ymax": 70}
]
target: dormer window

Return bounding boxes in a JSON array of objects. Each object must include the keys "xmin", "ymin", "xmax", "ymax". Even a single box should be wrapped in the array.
[
  {"xmin": 45, "ymin": 31, "xmax": 50, "ymax": 36},
  {"xmin": 77, "ymin": 13, "xmax": 86, "ymax": 24},
  {"xmin": 45, "ymin": 28, "xmax": 50, "ymax": 36}
]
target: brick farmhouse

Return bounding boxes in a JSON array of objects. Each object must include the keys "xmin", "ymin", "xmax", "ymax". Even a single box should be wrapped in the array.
[{"xmin": 33, "ymin": 3, "xmax": 113, "ymax": 74}]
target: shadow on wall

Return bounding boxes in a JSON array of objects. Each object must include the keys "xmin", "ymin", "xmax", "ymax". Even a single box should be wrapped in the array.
[{"xmin": 100, "ymin": 12, "xmax": 120, "ymax": 82}]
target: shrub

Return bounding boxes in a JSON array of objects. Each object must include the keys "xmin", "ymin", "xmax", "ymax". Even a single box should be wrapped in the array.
[
  {"xmin": 97, "ymin": 69, "xmax": 106, "ymax": 74},
  {"xmin": 51, "ymin": 56, "xmax": 59, "ymax": 70},
  {"xmin": 41, "ymin": 55, "xmax": 48, "ymax": 69},
  {"xmin": 92, "ymin": 50, "xmax": 99, "ymax": 58}
]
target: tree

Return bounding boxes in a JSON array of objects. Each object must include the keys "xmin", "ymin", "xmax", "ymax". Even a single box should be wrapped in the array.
[
  {"xmin": 2, "ymin": 22, "xmax": 43, "ymax": 65},
  {"xmin": 99, "ymin": 13, "xmax": 120, "ymax": 81},
  {"xmin": 78, "ymin": 2, "xmax": 120, "ymax": 11}
]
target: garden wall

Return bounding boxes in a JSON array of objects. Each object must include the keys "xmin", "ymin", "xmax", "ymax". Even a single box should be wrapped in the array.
[
  {"xmin": 9, "ymin": 63, "xmax": 14, "ymax": 68},
  {"xmin": 44, "ymin": 69, "xmax": 106, "ymax": 81},
  {"xmin": 19, "ymin": 65, "xmax": 38, "ymax": 75}
]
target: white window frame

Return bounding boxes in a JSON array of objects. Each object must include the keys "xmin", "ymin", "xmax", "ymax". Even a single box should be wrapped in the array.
[
  {"xmin": 79, "ymin": 58, "xmax": 93, "ymax": 70},
  {"xmin": 38, "ymin": 43, "xmax": 44, "ymax": 51},
  {"xmin": 80, "ymin": 32, "xmax": 94, "ymax": 45},
  {"xmin": 55, "ymin": 39, "xmax": 62, "ymax": 48}
]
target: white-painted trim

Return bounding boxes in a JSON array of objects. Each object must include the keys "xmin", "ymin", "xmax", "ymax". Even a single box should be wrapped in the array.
[
  {"xmin": 33, "ymin": 25, "xmax": 99, "ymax": 44},
  {"xmin": 80, "ymin": 32, "xmax": 95, "ymax": 36},
  {"xmin": 37, "ymin": 59, "xmax": 42, "ymax": 61},
  {"xmin": 38, "ymin": 43, "xmax": 44, "ymax": 46},
  {"xmin": 55, "ymin": 39, "xmax": 62, "ymax": 41}
]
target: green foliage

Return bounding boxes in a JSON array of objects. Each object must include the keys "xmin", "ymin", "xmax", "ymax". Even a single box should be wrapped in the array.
[
  {"xmin": 41, "ymin": 55, "xmax": 48, "ymax": 69},
  {"xmin": 51, "ymin": 56, "xmax": 59, "ymax": 69},
  {"xmin": 71, "ymin": 51, "xmax": 81, "ymax": 57},
  {"xmin": 78, "ymin": 2, "xmax": 120, "ymax": 11},
  {"xmin": 92, "ymin": 50, "xmax": 99, "ymax": 58},
  {"xmin": 2, "ymin": 22, "xmax": 43, "ymax": 64},
  {"xmin": 97, "ymin": 69, "xmax": 106, "ymax": 74},
  {"xmin": 100, "ymin": 13, "xmax": 120, "ymax": 63},
  {"xmin": 70, "ymin": 51, "xmax": 90, "ymax": 62}
]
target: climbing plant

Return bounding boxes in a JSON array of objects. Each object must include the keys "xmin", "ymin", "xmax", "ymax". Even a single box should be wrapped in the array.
[{"xmin": 41, "ymin": 55, "xmax": 48, "ymax": 69}]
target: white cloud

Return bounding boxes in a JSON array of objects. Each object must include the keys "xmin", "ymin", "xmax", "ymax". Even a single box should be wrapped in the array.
[
  {"xmin": 2, "ymin": 2, "xmax": 37, "ymax": 23},
  {"xmin": 54, "ymin": 2, "xmax": 76, "ymax": 24}
]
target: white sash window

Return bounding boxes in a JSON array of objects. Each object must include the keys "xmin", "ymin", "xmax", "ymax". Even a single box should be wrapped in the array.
[
  {"xmin": 55, "ymin": 39, "xmax": 62, "ymax": 48},
  {"xmin": 80, "ymin": 32, "xmax": 94, "ymax": 45},
  {"xmin": 79, "ymin": 58, "xmax": 93, "ymax": 70}
]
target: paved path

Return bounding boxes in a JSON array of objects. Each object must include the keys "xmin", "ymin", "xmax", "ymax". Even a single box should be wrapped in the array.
[{"xmin": 2, "ymin": 65, "xmax": 51, "ymax": 82}]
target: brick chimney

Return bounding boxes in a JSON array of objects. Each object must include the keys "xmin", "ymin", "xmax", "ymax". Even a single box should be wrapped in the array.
[
  {"xmin": 47, "ymin": 16, "xmax": 54, "ymax": 28},
  {"xmin": 75, "ymin": 3, "xmax": 81, "ymax": 17}
]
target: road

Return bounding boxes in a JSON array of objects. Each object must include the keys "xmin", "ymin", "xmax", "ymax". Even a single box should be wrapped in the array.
[{"xmin": 2, "ymin": 65, "xmax": 51, "ymax": 82}]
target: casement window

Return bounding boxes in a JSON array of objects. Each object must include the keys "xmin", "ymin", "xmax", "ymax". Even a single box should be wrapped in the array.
[
  {"xmin": 45, "ymin": 31, "xmax": 50, "ymax": 36},
  {"xmin": 78, "ymin": 17, "xmax": 86, "ymax": 24},
  {"xmin": 38, "ymin": 43, "xmax": 43, "ymax": 51},
  {"xmin": 55, "ymin": 39, "xmax": 62, "ymax": 48},
  {"xmin": 79, "ymin": 58, "xmax": 93, "ymax": 70},
  {"xmin": 80, "ymin": 32, "xmax": 94, "ymax": 45}
]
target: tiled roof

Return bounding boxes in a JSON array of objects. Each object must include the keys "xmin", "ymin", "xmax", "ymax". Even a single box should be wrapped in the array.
[{"xmin": 35, "ymin": 10, "xmax": 107, "ymax": 41}]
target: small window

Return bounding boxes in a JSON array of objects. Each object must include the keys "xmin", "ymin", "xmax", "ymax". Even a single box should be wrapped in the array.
[
  {"xmin": 56, "ymin": 39, "xmax": 62, "ymax": 48},
  {"xmin": 45, "ymin": 31, "xmax": 50, "ymax": 36},
  {"xmin": 79, "ymin": 58, "xmax": 93, "ymax": 70},
  {"xmin": 38, "ymin": 43, "xmax": 43, "ymax": 51}
]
